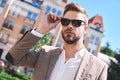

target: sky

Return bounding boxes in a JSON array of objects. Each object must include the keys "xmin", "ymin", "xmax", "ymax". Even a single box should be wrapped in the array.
[{"xmin": 68, "ymin": 0, "xmax": 120, "ymax": 51}]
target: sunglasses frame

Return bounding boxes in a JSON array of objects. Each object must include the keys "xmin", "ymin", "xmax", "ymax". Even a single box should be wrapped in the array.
[{"xmin": 61, "ymin": 18, "xmax": 86, "ymax": 27}]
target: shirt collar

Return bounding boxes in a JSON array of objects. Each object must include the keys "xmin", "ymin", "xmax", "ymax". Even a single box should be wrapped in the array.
[
  {"xmin": 61, "ymin": 46, "xmax": 85, "ymax": 59},
  {"xmin": 74, "ymin": 47, "xmax": 85, "ymax": 59}
]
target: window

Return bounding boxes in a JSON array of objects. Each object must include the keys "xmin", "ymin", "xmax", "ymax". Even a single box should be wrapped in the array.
[
  {"xmin": 0, "ymin": 0, "xmax": 7, "ymax": 7},
  {"xmin": 9, "ymin": 5, "xmax": 21, "ymax": 17},
  {"xmin": 32, "ymin": 0, "xmax": 43, "ymax": 8},
  {"xmin": 27, "ymin": 11, "xmax": 32, "ymax": 19},
  {"xmin": 14, "ymin": 7, "xmax": 21, "ymax": 17},
  {"xmin": 27, "ymin": 27, "xmax": 32, "ymax": 31},
  {"xmin": 52, "ymin": 8, "xmax": 56, "ymax": 14},
  {"xmin": 20, "ymin": 25, "xmax": 32, "ymax": 34},
  {"xmin": 3, "ymin": 18, "xmax": 9, "ymax": 28},
  {"xmin": 89, "ymin": 34, "xmax": 94, "ymax": 44},
  {"xmin": 92, "ymin": 50, "xmax": 95, "ymax": 55},
  {"xmin": 94, "ymin": 37, "xmax": 99, "ymax": 45},
  {"xmin": 26, "ymin": 11, "xmax": 38, "ymax": 22},
  {"xmin": 32, "ymin": 0, "xmax": 36, "ymax": 6},
  {"xmin": 9, "ymin": 21, "xmax": 15, "ymax": 30},
  {"xmin": 96, "ymin": 24, "xmax": 100, "ymax": 30},
  {"xmin": 44, "ymin": 6, "xmax": 51, "ymax": 15},
  {"xmin": 20, "ymin": 0, "xmax": 43, "ymax": 8},
  {"xmin": 56, "ymin": 10, "xmax": 62, "ymax": 16},
  {"xmin": 2, "ymin": 18, "xmax": 15, "ymax": 30},
  {"xmin": 9, "ymin": 5, "xmax": 16, "ymax": 15},
  {"xmin": 20, "ymin": 25, "xmax": 27, "ymax": 34},
  {"xmin": 32, "ymin": 13, "xmax": 38, "ymax": 21},
  {"xmin": 37, "ymin": 1, "xmax": 42, "ymax": 8}
]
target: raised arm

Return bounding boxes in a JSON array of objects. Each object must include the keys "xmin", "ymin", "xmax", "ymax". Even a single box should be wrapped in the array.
[{"xmin": 5, "ymin": 13, "xmax": 61, "ymax": 68}]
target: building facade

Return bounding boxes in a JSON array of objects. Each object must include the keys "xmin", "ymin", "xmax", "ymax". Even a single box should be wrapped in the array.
[
  {"xmin": 84, "ymin": 15, "xmax": 104, "ymax": 55},
  {"xmin": 0, "ymin": 0, "xmax": 66, "ymax": 60}
]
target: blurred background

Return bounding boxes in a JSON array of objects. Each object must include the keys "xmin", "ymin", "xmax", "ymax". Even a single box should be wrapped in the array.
[{"xmin": 0, "ymin": 0, "xmax": 120, "ymax": 80}]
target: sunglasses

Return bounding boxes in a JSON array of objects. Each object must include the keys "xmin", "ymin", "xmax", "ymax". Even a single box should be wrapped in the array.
[{"xmin": 61, "ymin": 18, "xmax": 86, "ymax": 27}]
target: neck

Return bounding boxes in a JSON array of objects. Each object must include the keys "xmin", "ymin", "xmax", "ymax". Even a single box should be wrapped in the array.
[{"xmin": 63, "ymin": 39, "xmax": 84, "ymax": 61}]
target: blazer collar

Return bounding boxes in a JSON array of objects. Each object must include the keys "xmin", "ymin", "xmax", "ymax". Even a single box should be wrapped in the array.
[
  {"xmin": 46, "ymin": 48, "xmax": 63, "ymax": 80},
  {"xmin": 75, "ymin": 50, "xmax": 91, "ymax": 80}
]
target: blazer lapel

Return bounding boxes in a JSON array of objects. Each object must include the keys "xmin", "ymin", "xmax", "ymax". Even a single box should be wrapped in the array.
[
  {"xmin": 75, "ymin": 50, "xmax": 91, "ymax": 80},
  {"xmin": 46, "ymin": 48, "xmax": 62, "ymax": 80}
]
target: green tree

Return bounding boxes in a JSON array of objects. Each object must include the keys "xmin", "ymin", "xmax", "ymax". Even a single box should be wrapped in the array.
[
  {"xmin": 108, "ymin": 53, "xmax": 120, "ymax": 80},
  {"xmin": 100, "ymin": 42, "xmax": 116, "ymax": 57},
  {"xmin": 0, "ymin": 68, "xmax": 30, "ymax": 80},
  {"xmin": 31, "ymin": 32, "xmax": 51, "ymax": 51}
]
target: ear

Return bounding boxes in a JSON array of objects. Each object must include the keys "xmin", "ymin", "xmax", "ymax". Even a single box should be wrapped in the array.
[{"xmin": 84, "ymin": 25, "xmax": 89, "ymax": 33}]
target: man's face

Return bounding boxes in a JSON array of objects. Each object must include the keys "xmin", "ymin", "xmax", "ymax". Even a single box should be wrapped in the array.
[{"xmin": 61, "ymin": 11, "xmax": 88, "ymax": 44}]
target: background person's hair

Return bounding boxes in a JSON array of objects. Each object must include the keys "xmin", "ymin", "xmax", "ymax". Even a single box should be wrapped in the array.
[{"xmin": 63, "ymin": 3, "xmax": 88, "ymax": 24}]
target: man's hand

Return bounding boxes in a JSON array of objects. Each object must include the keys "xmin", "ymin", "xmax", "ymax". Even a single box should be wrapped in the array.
[
  {"xmin": 36, "ymin": 12, "xmax": 61, "ymax": 34},
  {"xmin": 0, "ymin": 60, "xmax": 4, "ymax": 68}
]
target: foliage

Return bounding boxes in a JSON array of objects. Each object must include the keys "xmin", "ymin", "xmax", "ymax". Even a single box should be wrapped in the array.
[
  {"xmin": 31, "ymin": 32, "xmax": 51, "ymax": 51},
  {"xmin": 12, "ymin": 71, "xmax": 30, "ymax": 80},
  {"xmin": 0, "ymin": 68, "xmax": 19, "ymax": 80},
  {"xmin": 0, "ymin": 68, "xmax": 30, "ymax": 80},
  {"xmin": 115, "ymin": 53, "xmax": 120, "ymax": 62},
  {"xmin": 100, "ymin": 42, "xmax": 116, "ymax": 57},
  {"xmin": 100, "ymin": 42, "xmax": 120, "ymax": 80},
  {"xmin": 100, "ymin": 46, "xmax": 116, "ymax": 57},
  {"xmin": 108, "ymin": 54, "xmax": 120, "ymax": 80}
]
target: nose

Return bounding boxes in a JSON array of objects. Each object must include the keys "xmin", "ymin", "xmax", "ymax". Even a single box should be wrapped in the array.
[
  {"xmin": 66, "ymin": 21, "xmax": 74, "ymax": 28},
  {"xmin": 66, "ymin": 25, "xmax": 74, "ymax": 30}
]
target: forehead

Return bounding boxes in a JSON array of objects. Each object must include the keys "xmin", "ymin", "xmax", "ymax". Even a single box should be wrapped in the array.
[{"xmin": 63, "ymin": 11, "xmax": 85, "ymax": 21}]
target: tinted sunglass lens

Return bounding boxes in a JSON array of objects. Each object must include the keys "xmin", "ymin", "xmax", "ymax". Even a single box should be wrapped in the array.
[
  {"xmin": 72, "ymin": 20, "xmax": 81, "ymax": 27},
  {"xmin": 61, "ymin": 18, "xmax": 70, "ymax": 26}
]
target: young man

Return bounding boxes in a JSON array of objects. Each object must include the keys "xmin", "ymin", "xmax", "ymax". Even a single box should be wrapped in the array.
[{"xmin": 6, "ymin": 3, "xmax": 108, "ymax": 80}]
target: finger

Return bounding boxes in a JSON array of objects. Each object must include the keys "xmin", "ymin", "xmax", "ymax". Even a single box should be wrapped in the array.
[
  {"xmin": 47, "ymin": 12, "xmax": 61, "ymax": 23},
  {"xmin": 57, "ymin": 16, "xmax": 61, "ymax": 20},
  {"xmin": 51, "ymin": 14, "xmax": 54, "ymax": 19},
  {"xmin": 54, "ymin": 17, "xmax": 61, "ymax": 26},
  {"xmin": 51, "ymin": 13, "xmax": 56, "ymax": 21},
  {"xmin": 49, "ymin": 12, "xmax": 59, "ymax": 20},
  {"xmin": 49, "ymin": 12, "xmax": 54, "ymax": 19}
]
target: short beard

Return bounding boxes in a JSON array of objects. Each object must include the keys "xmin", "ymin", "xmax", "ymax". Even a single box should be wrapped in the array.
[{"xmin": 61, "ymin": 31, "xmax": 80, "ymax": 44}]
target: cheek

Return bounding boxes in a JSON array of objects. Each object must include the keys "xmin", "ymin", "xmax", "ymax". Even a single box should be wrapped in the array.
[
  {"xmin": 77, "ymin": 28, "xmax": 84, "ymax": 35},
  {"xmin": 62, "ymin": 27, "xmax": 66, "ymax": 32},
  {"xmin": 61, "ymin": 29, "xmax": 65, "ymax": 34}
]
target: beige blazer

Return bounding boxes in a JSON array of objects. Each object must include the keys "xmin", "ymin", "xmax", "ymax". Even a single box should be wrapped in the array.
[{"xmin": 6, "ymin": 32, "xmax": 108, "ymax": 80}]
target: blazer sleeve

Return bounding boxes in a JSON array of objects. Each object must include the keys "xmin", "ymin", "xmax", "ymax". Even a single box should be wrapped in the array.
[
  {"xmin": 98, "ymin": 63, "xmax": 108, "ymax": 80},
  {"xmin": 6, "ymin": 31, "xmax": 41, "ymax": 68}
]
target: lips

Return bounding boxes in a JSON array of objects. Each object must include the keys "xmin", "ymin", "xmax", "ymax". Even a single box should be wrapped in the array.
[
  {"xmin": 64, "ymin": 31, "xmax": 74, "ymax": 36},
  {"xmin": 65, "ymin": 31, "xmax": 73, "ymax": 34},
  {"xmin": 63, "ymin": 28, "xmax": 75, "ymax": 36}
]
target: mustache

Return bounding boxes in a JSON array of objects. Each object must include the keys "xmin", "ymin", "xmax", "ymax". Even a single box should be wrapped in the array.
[{"xmin": 64, "ymin": 29, "xmax": 74, "ymax": 33}]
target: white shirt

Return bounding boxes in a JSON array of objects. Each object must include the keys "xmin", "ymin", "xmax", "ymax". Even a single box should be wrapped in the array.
[
  {"xmin": 49, "ymin": 48, "xmax": 85, "ymax": 80},
  {"xmin": 31, "ymin": 28, "xmax": 44, "ymax": 38}
]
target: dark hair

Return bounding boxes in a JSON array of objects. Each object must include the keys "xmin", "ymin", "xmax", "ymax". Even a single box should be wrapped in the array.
[{"xmin": 63, "ymin": 3, "xmax": 88, "ymax": 23}]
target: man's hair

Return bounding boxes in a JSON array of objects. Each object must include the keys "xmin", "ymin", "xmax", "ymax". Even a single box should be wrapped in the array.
[{"xmin": 63, "ymin": 3, "xmax": 88, "ymax": 24}]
